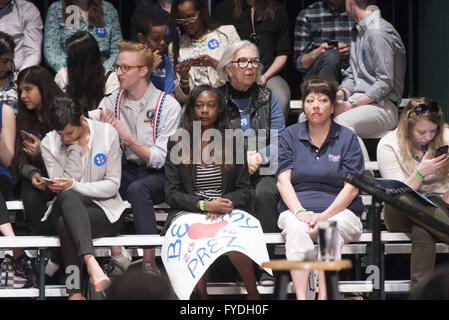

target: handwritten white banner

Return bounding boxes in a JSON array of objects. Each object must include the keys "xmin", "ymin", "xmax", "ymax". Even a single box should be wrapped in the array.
[{"xmin": 161, "ymin": 210, "xmax": 271, "ymax": 300}]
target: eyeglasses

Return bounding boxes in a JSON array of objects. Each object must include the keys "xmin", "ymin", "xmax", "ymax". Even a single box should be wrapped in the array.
[
  {"xmin": 413, "ymin": 101, "xmax": 440, "ymax": 115},
  {"xmin": 113, "ymin": 64, "xmax": 143, "ymax": 73},
  {"xmin": 176, "ymin": 11, "xmax": 200, "ymax": 24},
  {"xmin": 231, "ymin": 57, "xmax": 261, "ymax": 69}
]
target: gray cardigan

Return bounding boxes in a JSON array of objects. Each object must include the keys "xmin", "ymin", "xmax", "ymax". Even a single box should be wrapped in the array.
[{"xmin": 40, "ymin": 119, "xmax": 126, "ymax": 223}]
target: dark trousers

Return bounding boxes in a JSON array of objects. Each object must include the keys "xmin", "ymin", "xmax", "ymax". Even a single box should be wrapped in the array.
[
  {"xmin": 304, "ymin": 50, "xmax": 349, "ymax": 82},
  {"xmin": 21, "ymin": 179, "xmax": 61, "ymax": 264},
  {"xmin": 384, "ymin": 193, "xmax": 449, "ymax": 289},
  {"xmin": 0, "ymin": 174, "xmax": 13, "ymax": 225},
  {"xmin": 120, "ymin": 165, "xmax": 165, "ymax": 235},
  {"xmin": 251, "ymin": 174, "xmax": 280, "ymax": 259},
  {"xmin": 21, "ymin": 179, "xmax": 57, "ymax": 236},
  {"xmin": 52, "ymin": 189, "xmax": 124, "ymax": 294}
]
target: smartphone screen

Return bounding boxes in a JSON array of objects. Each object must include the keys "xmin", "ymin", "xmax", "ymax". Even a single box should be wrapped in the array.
[
  {"xmin": 435, "ymin": 145, "xmax": 448, "ymax": 158},
  {"xmin": 21, "ymin": 132, "xmax": 33, "ymax": 142},
  {"xmin": 328, "ymin": 40, "xmax": 338, "ymax": 48}
]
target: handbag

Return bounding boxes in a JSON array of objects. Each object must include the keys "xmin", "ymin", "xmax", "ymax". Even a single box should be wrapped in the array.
[{"xmin": 0, "ymin": 254, "xmax": 36, "ymax": 289}]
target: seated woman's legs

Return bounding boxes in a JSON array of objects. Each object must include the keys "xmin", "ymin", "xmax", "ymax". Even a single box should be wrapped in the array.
[
  {"xmin": 228, "ymin": 251, "xmax": 260, "ymax": 299},
  {"xmin": 278, "ymin": 210, "xmax": 315, "ymax": 300},
  {"xmin": 385, "ymin": 193, "xmax": 449, "ymax": 288},
  {"xmin": 55, "ymin": 189, "xmax": 123, "ymax": 298}
]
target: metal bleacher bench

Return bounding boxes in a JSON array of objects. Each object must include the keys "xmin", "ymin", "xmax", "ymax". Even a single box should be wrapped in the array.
[{"xmin": 4, "ymin": 160, "xmax": 448, "ymax": 300}]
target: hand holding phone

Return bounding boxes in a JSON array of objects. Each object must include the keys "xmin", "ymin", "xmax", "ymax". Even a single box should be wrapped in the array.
[
  {"xmin": 435, "ymin": 145, "xmax": 448, "ymax": 158},
  {"xmin": 41, "ymin": 177, "xmax": 59, "ymax": 184},
  {"xmin": 327, "ymin": 39, "xmax": 338, "ymax": 49},
  {"xmin": 21, "ymin": 130, "xmax": 34, "ymax": 142}
]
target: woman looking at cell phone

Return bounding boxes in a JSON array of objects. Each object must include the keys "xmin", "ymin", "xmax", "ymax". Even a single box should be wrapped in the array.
[
  {"xmin": 11, "ymin": 66, "xmax": 64, "ymax": 279},
  {"xmin": 169, "ymin": 0, "xmax": 240, "ymax": 103},
  {"xmin": 377, "ymin": 97, "xmax": 449, "ymax": 290}
]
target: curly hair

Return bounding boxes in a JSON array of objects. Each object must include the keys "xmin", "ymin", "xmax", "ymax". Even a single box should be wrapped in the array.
[{"xmin": 62, "ymin": 0, "xmax": 104, "ymax": 28}]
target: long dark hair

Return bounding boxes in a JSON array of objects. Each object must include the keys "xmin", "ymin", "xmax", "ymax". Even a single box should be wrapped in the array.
[
  {"xmin": 170, "ymin": 0, "xmax": 219, "ymax": 70},
  {"xmin": 12, "ymin": 66, "xmax": 64, "ymax": 181},
  {"xmin": 232, "ymin": 0, "xmax": 275, "ymax": 21},
  {"xmin": 66, "ymin": 31, "xmax": 106, "ymax": 112},
  {"xmin": 62, "ymin": 0, "xmax": 105, "ymax": 28},
  {"xmin": 0, "ymin": 31, "xmax": 15, "ymax": 75},
  {"xmin": 178, "ymin": 85, "xmax": 232, "ymax": 169}
]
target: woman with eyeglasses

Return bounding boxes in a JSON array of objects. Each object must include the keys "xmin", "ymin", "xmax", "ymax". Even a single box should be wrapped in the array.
[
  {"xmin": 216, "ymin": 40, "xmax": 285, "ymax": 284},
  {"xmin": 213, "ymin": 0, "xmax": 291, "ymax": 122},
  {"xmin": 0, "ymin": 32, "xmax": 18, "ymax": 112},
  {"xmin": 169, "ymin": 0, "xmax": 240, "ymax": 104},
  {"xmin": 377, "ymin": 98, "xmax": 449, "ymax": 290}
]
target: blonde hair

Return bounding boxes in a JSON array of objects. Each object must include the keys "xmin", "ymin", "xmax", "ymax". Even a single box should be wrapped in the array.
[
  {"xmin": 396, "ymin": 97, "xmax": 449, "ymax": 180},
  {"xmin": 117, "ymin": 41, "xmax": 154, "ymax": 79}
]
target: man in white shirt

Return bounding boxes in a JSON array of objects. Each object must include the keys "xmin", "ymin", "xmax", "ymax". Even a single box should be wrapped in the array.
[
  {"xmin": 97, "ymin": 41, "xmax": 181, "ymax": 275},
  {"xmin": 0, "ymin": 0, "xmax": 43, "ymax": 71}
]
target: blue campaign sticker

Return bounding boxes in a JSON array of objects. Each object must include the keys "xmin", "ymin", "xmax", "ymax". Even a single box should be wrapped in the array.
[
  {"xmin": 94, "ymin": 153, "xmax": 107, "ymax": 166},
  {"xmin": 95, "ymin": 27, "xmax": 107, "ymax": 37},
  {"xmin": 207, "ymin": 39, "xmax": 220, "ymax": 50},
  {"xmin": 361, "ymin": 48, "xmax": 366, "ymax": 61}
]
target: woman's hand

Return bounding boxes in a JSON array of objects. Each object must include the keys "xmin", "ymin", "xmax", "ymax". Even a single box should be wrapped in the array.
[
  {"xmin": 416, "ymin": 152, "xmax": 448, "ymax": 177},
  {"xmin": 46, "ymin": 178, "xmax": 73, "ymax": 193},
  {"xmin": 31, "ymin": 172, "xmax": 47, "ymax": 191},
  {"xmin": 192, "ymin": 55, "xmax": 219, "ymax": 69},
  {"xmin": 307, "ymin": 213, "xmax": 323, "ymax": 236},
  {"xmin": 257, "ymin": 74, "xmax": 268, "ymax": 87},
  {"xmin": 295, "ymin": 210, "xmax": 315, "ymax": 224},
  {"xmin": 205, "ymin": 212, "xmax": 223, "ymax": 222},
  {"xmin": 175, "ymin": 59, "xmax": 194, "ymax": 80},
  {"xmin": 204, "ymin": 198, "xmax": 233, "ymax": 214},
  {"xmin": 22, "ymin": 132, "xmax": 41, "ymax": 157}
]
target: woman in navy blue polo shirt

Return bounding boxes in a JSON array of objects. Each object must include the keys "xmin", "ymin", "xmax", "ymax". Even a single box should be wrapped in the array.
[{"xmin": 276, "ymin": 78, "xmax": 364, "ymax": 300}]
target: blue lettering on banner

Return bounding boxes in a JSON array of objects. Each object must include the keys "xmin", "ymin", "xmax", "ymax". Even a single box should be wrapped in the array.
[
  {"xmin": 167, "ymin": 211, "xmax": 260, "ymax": 280},
  {"xmin": 167, "ymin": 239, "xmax": 182, "ymax": 261}
]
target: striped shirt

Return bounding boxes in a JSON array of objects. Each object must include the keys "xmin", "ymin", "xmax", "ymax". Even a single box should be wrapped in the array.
[
  {"xmin": 194, "ymin": 165, "xmax": 223, "ymax": 201},
  {"xmin": 340, "ymin": 10, "xmax": 406, "ymax": 104},
  {"xmin": 294, "ymin": 1, "xmax": 355, "ymax": 72}
]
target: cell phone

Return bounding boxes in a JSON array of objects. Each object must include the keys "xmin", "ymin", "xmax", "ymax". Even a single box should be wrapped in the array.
[
  {"xmin": 178, "ymin": 58, "xmax": 193, "ymax": 66},
  {"xmin": 435, "ymin": 145, "xmax": 449, "ymax": 158},
  {"xmin": 327, "ymin": 40, "xmax": 338, "ymax": 48},
  {"xmin": 21, "ymin": 131, "xmax": 34, "ymax": 142},
  {"xmin": 41, "ymin": 177, "xmax": 58, "ymax": 184}
]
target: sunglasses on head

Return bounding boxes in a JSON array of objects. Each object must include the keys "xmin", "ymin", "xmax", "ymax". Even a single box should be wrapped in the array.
[{"xmin": 413, "ymin": 101, "xmax": 439, "ymax": 115}]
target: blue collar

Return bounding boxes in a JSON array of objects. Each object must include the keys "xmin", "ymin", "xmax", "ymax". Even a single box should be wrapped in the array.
[{"xmin": 298, "ymin": 121, "xmax": 340, "ymax": 146}]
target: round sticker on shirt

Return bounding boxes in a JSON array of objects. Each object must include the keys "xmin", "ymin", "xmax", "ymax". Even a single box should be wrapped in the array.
[
  {"xmin": 146, "ymin": 109, "xmax": 155, "ymax": 122},
  {"xmin": 95, "ymin": 27, "xmax": 107, "ymax": 37},
  {"xmin": 208, "ymin": 39, "xmax": 220, "ymax": 50},
  {"xmin": 94, "ymin": 153, "xmax": 107, "ymax": 166}
]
